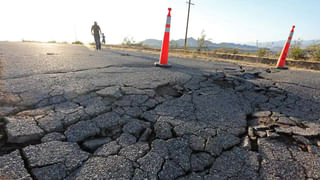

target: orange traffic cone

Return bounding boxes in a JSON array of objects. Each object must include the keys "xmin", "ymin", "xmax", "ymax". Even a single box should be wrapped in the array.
[
  {"xmin": 276, "ymin": 25, "xmax": 295, "ymax": 69},
  {"xmin": 155, "ymin": 8, "xmax": 172, "ymax": 68}
]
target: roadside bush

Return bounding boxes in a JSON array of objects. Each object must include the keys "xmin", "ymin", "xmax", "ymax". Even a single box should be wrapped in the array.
[
  {"xmin": 48, "ymin": 41, "xmax": 56, "ymax": 43},
  {"xmin": 121, "ymin": 37, "xmax": 147, "ymax": 48},
  {"xmin": 132, "ymin": 42, "xmax": 143, "ymax": 47},
  {"xmin": 191, "ymin": 50, "xmax": 198, "ymax": 58},
  {"xmin": 290, "ymin": 46, "xmax": 306, "ymax": 60},
  {"xmin": 289, "ymin": 39, "xmax": 307, "ymax": 60},
  {"xmin": 72, "ymin": 41, "xmax": 83, "ymax": 45},
  {"xmin": 229, "ymin": 48, "xmax": 239, "ymax": 54},
  {"xmin": 271, "ymin": 52, "xmax": 281, "ymax": 59},
  {"xmin": 217, "ymin": 46, "xmax": 228, "ymax": 53},
  {"xmin": 257, "ymin": 48, "xmax": 268, "ymax": 57},
  {"xmin": 211, "ymin": 49, "xmax": 218, "ymax": 54},
  {"xmin": 306, "ymin": 44, "xmax": 320, "ymax": 61},
  {"xmin": 141, "ymin": 44, "xmax": 152, "ymax": 49}
]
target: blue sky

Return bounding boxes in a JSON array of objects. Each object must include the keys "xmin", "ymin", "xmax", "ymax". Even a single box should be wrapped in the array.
[{"xmin": 0, "ymin": 0, "xmax": 319, "ymax": 44}]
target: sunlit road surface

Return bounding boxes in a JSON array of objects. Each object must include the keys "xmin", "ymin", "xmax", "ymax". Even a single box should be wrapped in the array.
[{"xmin": 0, "ymin": 42, "xmax": 320, "ymax": 179}]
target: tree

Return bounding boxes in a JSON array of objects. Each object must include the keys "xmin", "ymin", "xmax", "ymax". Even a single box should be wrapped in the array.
[
  {"xmin": 197, "ymin": 30, "xmax": 208, "ymax": 52},
  {"xmin": 122, "ymin": 36, "xmax": 136, "ymax": 46},
  {"xmin": 217, "ymin": 46, "xmax": 228, "ymax": 53}
]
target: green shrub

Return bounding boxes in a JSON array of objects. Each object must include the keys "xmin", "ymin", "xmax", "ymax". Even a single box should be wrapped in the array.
[
  {"xmin": 212, "ymin": 49, "xmax": 218, "ymax": 54},
  {"xmin": 217, "ymin": 46, "xmax": 228, "ymax": 53},
  {"xmin": 121, "ymin": 37, "xmax": 147, "ymax": 48},
  {"xmin": 229, "ymin": 48, "xmax": 239, "ymax": 54},
  {"xmin": 290, "ymin": 46, "xmax": 306, "ymax": 60},
  {"xmin": 307, "ymin": 44, "xmax": 320, "ymax": 61},
  {"xmin": 142, "ymin": 44, "xmax": 152, "ymax": 49},
  {"xmin": 72, "ymin": 41, "xmax": 83, "ymax": 45},
  {"xmin": 257, "ymin": 48, "xmax": 268, "ymax": 57},
  {"xmin": 269, "ymin": 52, "xmax": 280, "ymax": 59},
  {"xmin": 289, "ymin": 39, "xmax": 307, "ymax": 60},
  {"xmin": 132, "ymin": 42, "xmax": 143, "ymax": 47}
]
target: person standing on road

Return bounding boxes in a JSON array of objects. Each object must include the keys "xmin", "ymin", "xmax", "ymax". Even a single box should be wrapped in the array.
[
  {"xmin": 91, "ymin": 21, "xmax": 102, "ymax": 50},
  {"xmin": 102, "ymin": 33, "xmax": 106, "ymax": 45}
]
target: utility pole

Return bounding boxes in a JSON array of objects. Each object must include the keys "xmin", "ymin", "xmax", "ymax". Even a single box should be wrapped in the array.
[{"xmin": 184, "ymin": 0, "xmax": 195, "ymax": 49}]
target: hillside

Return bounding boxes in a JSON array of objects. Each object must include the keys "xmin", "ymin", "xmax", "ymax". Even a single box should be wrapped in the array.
[
  {"xmin": 142, "ymin": 38, "xmax": 258, "ymax": 52},
  {"xmin": 142, "ymin": 38, "xmax": 320, "ymax": 53},
  {"xmin": 246, "ymin": 39, "xmax": 320, "ymax": 50}
]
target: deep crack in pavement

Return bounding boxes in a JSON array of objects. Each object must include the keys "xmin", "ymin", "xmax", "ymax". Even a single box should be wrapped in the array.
[{"xmin": 0, "ymin": 42, "xmax": 320, "ymax": 180}]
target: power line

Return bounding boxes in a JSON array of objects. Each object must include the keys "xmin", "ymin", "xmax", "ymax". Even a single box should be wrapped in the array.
[{"xmin": 184, "ymin": 0, "xmax": 195, "ymax": 49}]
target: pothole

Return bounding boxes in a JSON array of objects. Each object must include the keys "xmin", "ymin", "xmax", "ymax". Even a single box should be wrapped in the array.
[
  {"xmin": 243, "ymin": 114, "xmax": 260, "ymax": 152},
  {"xmin": 211, "ymin": 79, "xmax": 235, "ymax": 89},
  {"xmin": 155, "ymin": 84, "xmax": 183, "ymax": 97}
]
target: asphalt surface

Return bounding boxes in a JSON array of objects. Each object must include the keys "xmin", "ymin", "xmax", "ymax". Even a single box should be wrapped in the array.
[{"xmin": 0, "ymin": 42, "xmax": 320, "ymax": 180}]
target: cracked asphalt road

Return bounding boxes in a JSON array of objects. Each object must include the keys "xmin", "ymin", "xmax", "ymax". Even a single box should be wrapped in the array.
[{"xmin": 0, "ymin": 42, "xmax": 320, "ymax": 180}]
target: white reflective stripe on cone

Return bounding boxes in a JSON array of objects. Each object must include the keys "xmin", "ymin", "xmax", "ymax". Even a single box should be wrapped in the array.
[
  {"xmin": 289, "ymin": 32, "xmax": 294, "ymax": 37},
  {"xmin": 165, "ymin": 27, "xmax": 170, "ymax": 32},
  {"xmin": 166, "ymin": 17, "xmax": 171, "ymax": 25}
]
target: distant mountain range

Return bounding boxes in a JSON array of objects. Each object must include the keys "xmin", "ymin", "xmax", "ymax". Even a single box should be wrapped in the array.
[
  {"xmin": 142, "ymin": 38, "xmax": 259, "ymax": 52},
  {"xmin": 142, "ymin": 38, "xmax": 320, "ymax": 52},
  {"xmin": 246, "ymin": 39, "xmax": 320, "ymax": 50}
]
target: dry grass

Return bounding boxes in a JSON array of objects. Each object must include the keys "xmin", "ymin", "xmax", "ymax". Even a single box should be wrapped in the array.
[
  {"xmin": 105, "ymin": 45, "xmax": 269, "ymax": 66},
  {"xmin": 105, "ymin": 45, "xmax": 320, "ymax": 72}
]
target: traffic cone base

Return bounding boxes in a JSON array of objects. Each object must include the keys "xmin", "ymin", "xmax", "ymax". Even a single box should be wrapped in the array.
[
  {"xmin": 154, "ymin": 62, "xmax": 171, "ymax": 68},
  {"xmin": 276, "ymin": 66, "xmax": 289, "ymax": 70}
]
